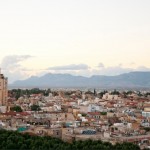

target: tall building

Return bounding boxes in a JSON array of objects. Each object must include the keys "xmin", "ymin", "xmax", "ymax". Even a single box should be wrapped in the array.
[{"xmin": 0, "ymin": 69, "xmax": 8, "ymax": 106}]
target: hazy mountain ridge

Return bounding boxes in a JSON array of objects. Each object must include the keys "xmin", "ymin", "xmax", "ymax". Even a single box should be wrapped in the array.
[{"xmin": 10, "ymin": 72, "xmax": 150, "ymax": 88}]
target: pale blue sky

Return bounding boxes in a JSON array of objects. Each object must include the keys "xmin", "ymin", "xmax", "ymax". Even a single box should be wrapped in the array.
[{"xmin": 0, "ymin": 0, "xmax": 150, "ymax": 82}]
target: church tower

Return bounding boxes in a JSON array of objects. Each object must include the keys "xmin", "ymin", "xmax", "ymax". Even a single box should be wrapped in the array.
[{"xmin": 0, "ymin": 69, "xmax": 8, "ymax": 106}]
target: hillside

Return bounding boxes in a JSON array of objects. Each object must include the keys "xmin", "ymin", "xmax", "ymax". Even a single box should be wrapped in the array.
[{"xmin": 10, "ymin": 72, "xmax": 150, "ymax": 88}]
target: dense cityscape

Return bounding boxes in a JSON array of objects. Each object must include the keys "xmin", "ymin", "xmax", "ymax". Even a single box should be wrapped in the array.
[
  {"xmin": 1, "ymin": 70, "xmax": 150, "ymax": 149},
  {"xmin": 0, "ymin": 1, "xmax": 150, "ymax": 149}
]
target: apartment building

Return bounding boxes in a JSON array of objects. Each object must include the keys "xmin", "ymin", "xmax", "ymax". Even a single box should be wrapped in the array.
[{"xmin": 0, "ymin": 69, "xmax": 8, "ymax": 106}]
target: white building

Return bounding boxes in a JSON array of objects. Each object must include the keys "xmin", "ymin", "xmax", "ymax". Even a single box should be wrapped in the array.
[
  {"xmin": 142, "ymin": 111, "xmax": 150, "ymax": 118},
  {"xmin": 102, "ymin": 93, "xmax": 119, "ymax": 100},
  {"xmin": 88, "ymin": 103, "xmax": 105, "ymax": 112}
]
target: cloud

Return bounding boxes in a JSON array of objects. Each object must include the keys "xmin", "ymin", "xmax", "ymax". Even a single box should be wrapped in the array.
[
  {"xmin": 1, "ymin": 55, "xmax": 32, "ymax": 69},
  {"xmin": 45, "ymin": 63, "xmax": 150, "ymax": 78},
  {"xmin": 136, "ymin": 66, "xmax": 150, "ymax": 71},
  {"xmin": 93, "ymin": 64, "xmax": 150, "ymax": 76},
  {"xmin": 97, "ymin": 63, "xmax": 104, "ymax": 68},
  {"xmin": 1, "ymin": 57, "xmax": 150, "ymax": 84},
  {"xmin": 129, "ymin": 62, "xmax": 136, "ymax": 66},
  {"xmin": 48, "ymin": 64, "xmax": 89, "ymax": 70},
  {"xmin": 96, "ymin": 65, "xmax": 133, "ymax": 76},
  {"xmin": 0, "ymin": 55, "xmax": 32, "ymax": 83},
  {"xmin": 45, "ymin": 63, "xmax": 134, "ymax": 77}
]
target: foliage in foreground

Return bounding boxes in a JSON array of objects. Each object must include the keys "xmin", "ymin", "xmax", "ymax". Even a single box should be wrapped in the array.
[
  {"xmin": 0, "ymin": 129, "xmax": 140, "ymax": 150},
  {"xmin": 10, "ymin": 106, "xmax": 23, "ymax": 112}
]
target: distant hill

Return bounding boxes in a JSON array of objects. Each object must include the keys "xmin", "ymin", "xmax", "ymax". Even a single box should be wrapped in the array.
[{"xmin": 10, "ymin": 72, "xmax": 150, "ymax": 88}]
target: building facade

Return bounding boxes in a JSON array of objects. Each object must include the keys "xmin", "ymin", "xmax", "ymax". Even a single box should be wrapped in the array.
[{"xmin": 0, "ymin": 69, "xmax": 8, "ymax": 106}]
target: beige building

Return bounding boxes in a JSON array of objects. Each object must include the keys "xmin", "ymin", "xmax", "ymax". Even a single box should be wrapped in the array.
[{"xmin": 0, "ymin": 69, "xmax": 8, "ymax": 106}]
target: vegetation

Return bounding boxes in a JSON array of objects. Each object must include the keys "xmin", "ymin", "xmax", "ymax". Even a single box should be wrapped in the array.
[
  {"xmin": 81, "ymin": 113, "xmax": 87, "ymax": 117},
  {"xmin": 9, "ymin": 88, "xmax": 52, "ymax": 100},
  {"xmin": 100, "ymin": 112, "xmax": 107, "ymax": 115},
  {"xmin": 9, "ymin": 89, "xmax": 150, "ymax": 100},
  {"xmin": 0, "ymin": 129, "xmax": 140, "ymax": 150},
  {"xmin": 111, "ymin": 89, "xmax": 120, "ymax": 95},
  {"xmin": 145, "ymin": 92, "xmax": 150, "ymax": 97},
  {"xmin": 30, "ymin": 104, "xmax": 41, "ymax": 111},
  {"xmin": 94, "ymin": 89, "xmax": 97, "ymax": 96},
  {"xmin": 98, "ymin": 90, "xmax": 108, "ymax": 98},
  {"xmin": 143, "ymin": 127, "xmax": 150, "ymax": 132},
  {"xmin": 85, "ymin": 90, "xmax": 94, "ymax": 95},
  {"xmin": 10, "ymin": 106, "xmax": 22, "ymax": 112}
]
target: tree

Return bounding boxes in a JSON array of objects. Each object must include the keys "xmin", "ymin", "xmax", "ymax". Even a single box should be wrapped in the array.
[
  {"xmin": 0, "ymin": 128, "xmax": 140, "ymax": 150},
  {"xmin": 94, "ymin": 89, "xmax": 97, "ymax": 96},
  {"xmin": 85, "ymin": 90, "xmax": 93, "ymax": 95},
  {"xmin": 100, "ymin": 112, "xmax": 107, "ymax": 115},
  {"xmin": 98, "ymin": 90, "xmax": 108, "ymax": 98},
  {"xmin": 111, "ymin": 89, "xmax": 120, "ymax": 95},
  {"xmin": 10, "ymin": 106, "xmax": 22, "ymax": 112},
  {"xmin": 31, "ymin": 105, "xmax": 41, "ymax": 111}
]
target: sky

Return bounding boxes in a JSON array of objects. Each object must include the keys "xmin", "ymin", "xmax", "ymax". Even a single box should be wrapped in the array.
[{"xmin": 0, "ymin": 0, "xmax": 150, "ymax": 83}]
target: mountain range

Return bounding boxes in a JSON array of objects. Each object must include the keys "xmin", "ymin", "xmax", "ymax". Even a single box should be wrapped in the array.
[{"xmin": 10, "ymin": 72, "xmax": 150, "ymax": 89}]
